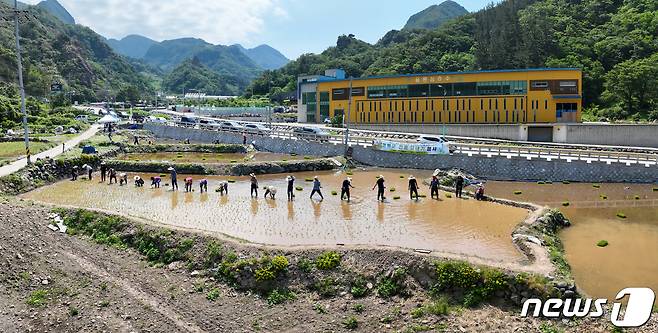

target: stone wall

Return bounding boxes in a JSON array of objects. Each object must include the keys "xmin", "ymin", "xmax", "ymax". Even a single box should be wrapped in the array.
[{"xmin": 144, "ymin": 124, "xmax": 658, "ymax": 183}]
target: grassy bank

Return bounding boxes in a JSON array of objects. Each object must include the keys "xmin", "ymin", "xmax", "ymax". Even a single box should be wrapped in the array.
[{"xmin": 54, "ymin": 208, "xmax": 558, "ymax": 310}]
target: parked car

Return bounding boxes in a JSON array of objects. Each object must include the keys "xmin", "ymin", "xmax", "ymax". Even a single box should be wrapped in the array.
[
  {"xmin": 178, "ymin": 116, "xmax": 197, "ymax": 126},
  {"xmin": 74, "ymin": 115, "xmax": 89, "ymax": 122},
  {"xmin": 146, "ymin": 116, "xmax": 167, "ymax": 123},
  {"xmin": 220, "ymin": 121, "xmax": 245, "ymax": 131},
  {"xmin": 416, "ymin": 135, "xmax": 455, "ymax": 153},
  {"xmin": 199, "ymin": 118, "xmax": 221, "ymax": 128},
  {"xmin": 244, "ymin": 123, "xmax": 271, "ymax": 135},
  {"xmin": 293, "ymin": 126, "xmax": 331, "ymax": 142}
]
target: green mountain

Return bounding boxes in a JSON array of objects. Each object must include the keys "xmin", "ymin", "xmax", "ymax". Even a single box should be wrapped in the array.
[
  {"xmin": 162, "ymin": 57, "xmax": 241, "ymax": 96},
  {"xmin": 106, "ymin": 34, "xmax": 157, "ymax": 59},
  {"xmin": 235, "ymin": 44, "xmax": 289, "ymax": 70},
  {"xmin": 252, "ymin": 0, "xmax": 658, "ymax": 121},
  {"xmin": 36, "ymin": 0, "xmax": 74, "ymax": 24},
  {"xmin": 0, "ymin": 1, "xmax": 153, "ymax": 101},
  {"xmin": 403, "ymin": 0, "xmax": 468, "ymax": 30}
]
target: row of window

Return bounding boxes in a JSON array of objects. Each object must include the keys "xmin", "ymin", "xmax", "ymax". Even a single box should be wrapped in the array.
[
  {"xmin": 365, "ymin": 81, "xmax": 528, "ymax": 99},
  {"xmin": 355, "ymin": 98, "xmax": 548, "ymax": 113},
  {"xmin": 355, "ymin": 109, "xmax": 538, "ymax": 124}
]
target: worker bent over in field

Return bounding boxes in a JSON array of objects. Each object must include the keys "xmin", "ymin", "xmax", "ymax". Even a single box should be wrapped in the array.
[
  {"xmin": 264, "ymin": 186, "xmax": 277, "ymax": 199},
  {"xmin": 134, "ymin": 176, "xmax": 145, "ymax": 187},
  {"xmin": 199, "ymin": 179, "xmax": 208, "ymax": 193},
  {"xmin": 150, "ymin": 176, "xmax": 161, "ymax": 188},
  {"xmin": 108, "ymin": 168, "xmax": 117, "ymax": 184},
  {"xmin": 185, "ymin": 177, "xmax": 193, "ymax": 192},
  {"xmin": 408, "ymin": 175, "xmax": 419, "ymax": 200},
  {"xmin": 341, "ymin": 177, "xmax": 354, "ymax": 202},
  {"xmin": 372, "ymin": 175, "xmax": 385, "ymax": 202}
]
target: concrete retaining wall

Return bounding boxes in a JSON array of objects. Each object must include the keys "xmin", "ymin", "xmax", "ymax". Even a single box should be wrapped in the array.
[
  {"xmin": 352, "ymin": 123, "xmax": 658, "ymax": 148},
  {"xmin": 145, "ymin": 124, "xmax": 658, "ymax": 183}
]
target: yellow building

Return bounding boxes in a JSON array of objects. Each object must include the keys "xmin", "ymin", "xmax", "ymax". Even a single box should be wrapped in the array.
[{"xmin": 297, "ymin": 68, "xmax": 582, "ymax": 124}]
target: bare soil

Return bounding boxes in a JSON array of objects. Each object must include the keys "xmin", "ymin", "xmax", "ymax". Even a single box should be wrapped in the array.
[{"xmin": 1, "ymin": 198, "xmax": 656, "ymax": 333}]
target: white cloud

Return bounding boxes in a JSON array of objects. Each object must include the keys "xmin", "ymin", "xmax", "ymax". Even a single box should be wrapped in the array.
[{"xmin": 25, "ymin": 0, "xmax": 287, "ymax": 44}]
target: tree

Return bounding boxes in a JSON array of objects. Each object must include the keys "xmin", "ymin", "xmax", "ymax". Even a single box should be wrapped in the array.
[
  {"xmin": 604, "ymin": 55, "xmax": 658, "ymax": 118},
  {"xmin": 116, "ymin": 85, "xmax": 141, "ymax": 104}
]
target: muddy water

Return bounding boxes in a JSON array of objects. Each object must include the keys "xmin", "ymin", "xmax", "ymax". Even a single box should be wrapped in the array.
[
  {"xmin": 486, "ymin": 181, "xmax": 658, "ymax": 301},
  {"xmin": 115, "ymin": 152, "xmax": 302, "ymax": 164},
  {"xmin": 22, "ymin": 170, "xmax": 528, "ymax": 262}
]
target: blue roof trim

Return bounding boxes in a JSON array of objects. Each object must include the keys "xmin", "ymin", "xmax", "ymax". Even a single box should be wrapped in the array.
[{"xmin": 301, "ymin": 68, "xmax": 582, "ymax": 83}]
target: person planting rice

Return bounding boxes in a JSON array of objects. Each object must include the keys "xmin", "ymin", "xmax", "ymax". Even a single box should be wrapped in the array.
[
  {"xmin": 108, "ymin": 168, "xmax": 117, "ymax": 184},
  {"xmin": 199, "ymin": 179, "xmax": 208, "ymax": 193},
  {"xmin": 134, "ymin": 176, "xmax": 145, "ymax": 187},
  {"xmin": 100, "ymin": 162, "xmax": 107, "ymax": 182},
  {"xmin": 71, "ymin": 165, "xmax": 79, "ymax": 181},
  {"xmin": 250, "ymin": 173, "xmax": 259, "ymax": 197},
  {"xmin": 82, "ymin": 164, "xmax": 93, "ymax": 180},
  {"xmin": 150, "ymin": 176, "xmax": 161, "ymax": 188},
  {"xmin": 264, "ymin": 186, "xmax": 277, "ymax": 199},
  {"xmin": 185, "ymin": 177, "xmax": 193, "ymax": 192},
  {"xmin": 408, "ymin": 175, "xmax": 419, "ymax": 201},
  {"xmin": 372, "ymin": 175, "xmax": 385, "ymax": 202},
  {"xmin": 168, "ymin": 167, "xmax": 178, "ymax": 191},
  {"xmin": 119, "ymin": 173, "xmax": 128, "ymax": 186},
  {"xmin": 310, "ymin": 176, "xmax": 323, "ymax": 200},
  {"xmin": 217, "ymin": 181, "xmax": 228, "ymax": 195},
  {"xmin": 286, "ymin": 175, "xmax": 295, "ymax": 201},
  {"xmin": 341, "ymin": 177, "xmax": 355, "ymax": 202},
  {"xmin": 430, "ymin": 176, "xmax": 440, "ymax": 200}
]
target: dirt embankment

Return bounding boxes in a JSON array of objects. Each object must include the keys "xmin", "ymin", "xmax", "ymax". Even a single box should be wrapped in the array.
[{"xmin": 2, "ymin": 198, "xmax": 655, "ymax": 332}]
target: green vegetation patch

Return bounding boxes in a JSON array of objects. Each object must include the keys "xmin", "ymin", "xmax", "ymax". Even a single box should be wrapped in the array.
[
  {"xmin": 616, "ymin": 212, "xmax": 627, "ymax": 219},
  {"xmin": 597, "ymin": 240, "xmax": 609, "ymax": 247},
  {"xmin": 513, "ymin": 191, "xmax": 522, "ymax": 195},
  {"xmin": 315, "ymin": 251, "xmax": 341, "ymax": 270}
]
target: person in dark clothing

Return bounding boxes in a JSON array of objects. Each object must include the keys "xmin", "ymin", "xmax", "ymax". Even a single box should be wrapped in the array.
[
  {"xmin": 199, "ymin": 179, "xmax": 208, "ymax": 193},
  {"xmin": 184, "ymin": 177, "xmax": 193, "ymax": 192},
  {"xmin": 286, "ymin": 175, "xmax": 295, "ymax": 201},
  {"xmin": 242, "ymin": 134, "xmax": 247, "ymax": 145},
  {"xmin": 310, "ymin": 176, "xmax": 323, "ymax": 200},
  {"xmin": 250, "ymin": 173, "xmax": 258, "ymax": 197},
  {"xmin": 341, "ymin": 177, "xmax": 355, "ymax": 202},
  {"xmin": 372, "ymin": 175, "xmax": 386, "ymax": 202},
  {"xmin": 100, "ymin": 162, "xmax": 107, "ymax": 182},
  {"xmin": 455, "ymin": 175, "xmax": 464, "ymax": 198},
  {"xmin": 430, "ymin": 176, "xmax": 440, "ymax": 199},
  {"xmin": 134, "ymin": 176, "xmax": 145, "ymax": 187},
  {"xmin": 150, "ymin": 176, "xmax": 161, "ymax": 188},
  {"xmin": 169, "ymin": 167, "xmax": 178, "ymax": 191},
  {"xmin": 408, "ymin": 175, "xmax": 419, "ymax": 200},
  {"xmin": 83, "ymin": 164, "xmax": 93, "ymax": 180},
  {"xmin": 71, "ymin": 165, "xmax": 79, "ymax": 181},
  {"xmin": 133, "ymin": 136, "xmax": 139, "ymax": 145},
  {"xmin": 108, "ymin": 168, "xmax": 117, "ymax": 184}
]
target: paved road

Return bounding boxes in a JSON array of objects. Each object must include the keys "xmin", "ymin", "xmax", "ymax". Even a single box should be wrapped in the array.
[{"xmin": 0, "ymin": 124, "xmax": 101, "ymax": 177}]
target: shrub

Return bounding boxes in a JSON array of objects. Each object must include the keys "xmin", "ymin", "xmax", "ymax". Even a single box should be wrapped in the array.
[
  {"xmin": 435, "ymin": 261, "xmax": 481, "ymax": 290},
  {"xmin": 267, "ymin": 288, "xmax": 296, "ymax": 305},
  {"xmin": 204, "ymin": 241, "xmax": 223, "ymax": 268},
  {"xmin": 271, "ymin": 255, "xmax": 289, "ymax": 272},
  {"xmin": 26, "ymin": 289, "xmax": 48, "ymax": 307},
  {"xmin": 68, "ymin": 306, "xmax": 79, "ymax": 317},
  {"xmin": 353, "ymin": 303, "xmax": 364, "ymax": 313},
  {"xmin": 342, "ymin": 316, "xmax": 358, "ymax": 329},
  {"xmin": 298, "ymin": 258, "xmax": 313, "ymax": 272},
  {"xmin": 411, "ymin": 307, "xmax": 424, "ymax": 318},
  {"xmin": 313, "ymin": 303, "xmax": 327, "ymax": 314},
  {"xmin": 597, "ymin": 240, "xmax": 609, "ymax": 247},
  {"xmin": 377, "ymin": 269, "xmax": 406, "ymax": 299},
  {"xmin": 315, "ymin": 277, "xmax": 338, "ymax": 297},
  {"xmin": 424, "ymin": 298, "xmax": 450, "ymax": 316},
  {"xmin": 255, "ymin": 267, "xmax": 276, "ymax": 281},
  {"xmin": 206, "ymin": 288, "xmax": 221, "ymax": 301},
  {"xmin": 350, "ymin": 276, "xmax": 368, "ymax": 298},
  {"xmin": 315, "ymin": 251, "xmax": 341, "ymax": 270}
]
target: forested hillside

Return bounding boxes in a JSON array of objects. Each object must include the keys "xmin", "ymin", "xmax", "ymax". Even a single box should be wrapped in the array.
[
  {"xmin": 0, "ymin": 1, "xmax": 153, "ymax": 102},
  {"xmin": 251, "ymin": 0, "xmax": 658, "ymax": 120},
  {"xmin": 161, "ymin": 57, "xmax": 243, "ymax": 96}
]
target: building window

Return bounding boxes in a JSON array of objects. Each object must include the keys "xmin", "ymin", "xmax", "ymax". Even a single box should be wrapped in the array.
[{"xmin": 532, "ymin": 81, "xmax": 548, "ymax": 88}]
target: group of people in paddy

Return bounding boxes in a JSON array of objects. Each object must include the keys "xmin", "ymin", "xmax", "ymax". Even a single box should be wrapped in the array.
[{"xmin": 75, "ymin": 162, "xmax": 486, "ymax": 202}]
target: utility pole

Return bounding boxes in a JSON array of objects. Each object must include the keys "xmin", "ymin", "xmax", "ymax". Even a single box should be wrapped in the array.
[
  {"xmin": 14, "ymin": 0, "xmax": 30, "ymax": 164},
  {"xmin": 344, "ymin": 77, "xmax": 353, "ymax": 149}
]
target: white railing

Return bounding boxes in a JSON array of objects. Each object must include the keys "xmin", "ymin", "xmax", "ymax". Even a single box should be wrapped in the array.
[{"xmin": 158, "ymin": 121, "xmax": 658, "ymax": 166}]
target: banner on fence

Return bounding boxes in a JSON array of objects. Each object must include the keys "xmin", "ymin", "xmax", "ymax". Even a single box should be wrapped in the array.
[{"xmin": 373, "ymin": 140, "xmax": 450, "ymax": 155}]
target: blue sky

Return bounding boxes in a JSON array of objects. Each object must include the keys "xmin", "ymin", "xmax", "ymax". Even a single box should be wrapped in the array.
[{"xmin": 23, "ymin": 0, "xmax": 493, "ymax": 59}]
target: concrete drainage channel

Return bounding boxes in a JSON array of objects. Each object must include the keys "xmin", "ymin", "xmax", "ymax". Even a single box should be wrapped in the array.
[{"xmin": 145, "ymin": 123, "xmax": 658, "ymax": 183}]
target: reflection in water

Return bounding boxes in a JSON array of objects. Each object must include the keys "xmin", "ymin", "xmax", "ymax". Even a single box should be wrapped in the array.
[
  {"xmin": 200, "ymin": 193, "xmax": 208, "ymax": 203},
  {"xmin": 22, "ymin": 169, "xmax": 528, "ymax": 261},
  {"xmin": 184, "ymin": 192, "xmax": 194, "ymax": 204},
  {"xmin": 487, "ymin": 181, "xmax": 658, "ymax": 303}
]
